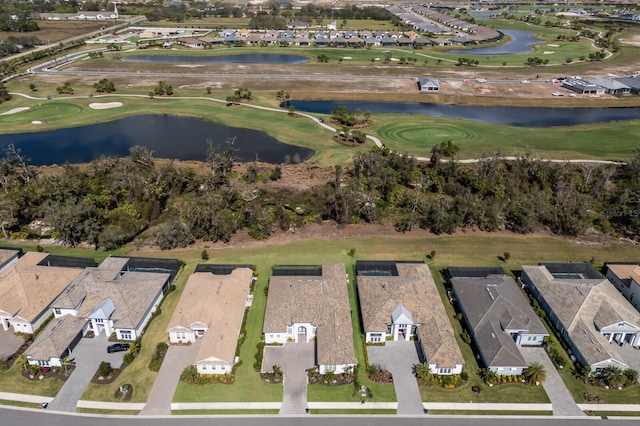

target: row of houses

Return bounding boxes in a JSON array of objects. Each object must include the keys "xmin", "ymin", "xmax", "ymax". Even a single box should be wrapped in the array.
[
  {"xmin": 0, "ymin": 249, "xmax": 179, "ymax": 368},
  {"xmin": 3, "ymin": 248, "xmax": 639, "ymax": 378},
  {"xmin": 562, "ymin": 75, "xmax": 640, "ymax": 95}
]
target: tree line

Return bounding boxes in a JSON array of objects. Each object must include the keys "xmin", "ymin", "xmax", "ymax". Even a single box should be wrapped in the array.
[{"xmin": 0, "ymin": 142, "xmax": 639, "ymax": 250}]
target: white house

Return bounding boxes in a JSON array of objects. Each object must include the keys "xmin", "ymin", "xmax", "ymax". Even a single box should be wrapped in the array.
[
  {"xmin": 357, "ymin": 261, "xmax": 464, "ymax": 375},
  {"xmin": 26, "ymin": 315, "xmax": 86, "ymax": 367},
  {"xmin": 449, "ymin": 267, "xmax": 548, "ymax": 376},
  {"xmin": 522, "ymin": 263, "xmax": 640, "ymax": 373},
  {"xmin": 167, "ymin": 267, "xmax": 254, "ymax": 375},
  {"xmin": 606, "ymin": 263, "xmax": 640, "ymax": 312},
  {"xmin": 0, "ymin": 251, "xmax": 87, "ymax": 334},
  {"xmin": 263, "ymin": 264, "xmax": 356, "ymax": 375}
]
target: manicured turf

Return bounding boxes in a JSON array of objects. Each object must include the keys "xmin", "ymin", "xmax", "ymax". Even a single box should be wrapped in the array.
[
  {"xmin": 428, "ymin": 410, "xmax": 554, "ymax": 415},
  {"xmin": 309, "ymin": 409, "xmax": 397, "ymax": 414},
  {"xmin": 75, "ymin": 408, "xmax": 140, "ymax": 415},
  {"xmin": 172, "ymin": 409, "xmax": 280, "ymax": 415}
]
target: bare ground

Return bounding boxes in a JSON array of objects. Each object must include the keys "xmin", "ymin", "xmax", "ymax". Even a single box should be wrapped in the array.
[{"xmin": 0, "ymin": 21, "xmax": 108, "ymax": 44}]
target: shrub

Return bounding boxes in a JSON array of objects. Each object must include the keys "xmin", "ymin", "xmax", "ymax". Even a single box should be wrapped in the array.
[
  {"xmin": 98, "ymin": 361, "xmax": 112, "ymax": 377},
  {"xmin": 148, "ymin": 342, "xmax": 168, "ymax": 372},
  {"xmin": 254, "ymin": 341, "xmax": 265, "ymax": 371}
]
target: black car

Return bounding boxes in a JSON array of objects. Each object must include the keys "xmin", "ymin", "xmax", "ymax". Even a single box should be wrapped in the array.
[{"xmin": 107, "ymin": 343, "xmax": 130, "ymax": 353}]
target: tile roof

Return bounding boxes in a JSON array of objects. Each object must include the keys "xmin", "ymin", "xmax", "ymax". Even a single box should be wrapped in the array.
[
  {"xmin": 0, "ymin": 252, "xmax": 83, "ymax": 323},
  {"xmin": 522, "ymin": 264, "xmax": 640, "ymax": 366},
  {"xmin": 606, "ymin": 264, "xmax": 640, "ymax": 288},
  {"xmin": 450, "ymin": 272, "xmax": 547, "ymax": 369},
  {"xmin": 168, "ymin": 268, "xmax": 253, "ymax": 366},
  {"xmin": 27, "ymin": 315, "xmax": 85, "ymax": 361},
  {"xmin": 358, "ymin": 262, "xmax": 463, "ymax": 369},
  {"xmin": 263, "ymin": 264, "xmax": 355, "ymax": 367},
  {"xmin": 52, "ymin": 256, "xmax": 170, "ymax": 330}
]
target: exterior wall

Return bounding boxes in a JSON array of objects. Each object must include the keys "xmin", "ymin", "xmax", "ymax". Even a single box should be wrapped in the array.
[
  {"xmin": 291, "ymin": 322, "xmax": 315, "ymax": 343},
  {"xmin": 489, "ymin": 366, "xmax": 525, "ymax": 376},
  {"xmin": 606, "ymin": 270, "xmax": 640, "ymax": 311},
  {"xmin": 430, "ymin": 363, "xmax": 463, "ymax": 375},
  {"xmin": 264, "ymin": 332, "xmax": 286, "ymax": 344},
  {"xmin": 89, "ymin": 318, "xmax": 113, "ymax": 337},
  {"xmin": 130, "ymin": 289, "xmax": 165, "ymax": 338},
  {"xmin": 11, "ymin": 318, "xmax": 34, "ymax": 334},
  {"xmin": 117, "ymin": 328, "xmax": 136, "ymax": 341},
  {"xmin": 319, "ymin": 363, "xmax": 355, "ymax": 375},
  {"xmin": 169, "ymin": 330, "xmax": 196, "ymax": 344},
  {"xmin": 197, "ymin": 363, "xmax": 232, "ymax": 375},
  {"xmin": 52, "ymin": 307, "xmax": 77, "ymax": 319},
  {"xmin": 365, "ymin": 331, "xmax": 386, "ymax": 343},
  {"xmin": 516, "ymin": 334, "xmax": 546, "ymax": 346}
]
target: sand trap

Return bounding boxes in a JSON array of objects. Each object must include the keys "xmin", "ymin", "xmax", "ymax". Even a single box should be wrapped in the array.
[
  {"xmin": 31, "ymin": 120, "xmax": 42, "ymax": 124},
  {"xmin": 390, "ymin": 58, "xmax": 400, "ymax": 62},
  {"xmin": 175, "ymin": 64, "xmax": 203, "ymax": 68},
  {"xmin": 342, "ymin": 56, "xmax": 352, "ymax": 59},
  {"xmin": 1, "ymin": 107, "xmax": 30, "ymax": 115},
  {"xmin": 543, "ymin": 51, "xmax": 555, "ymax": 54},
  {"xmin": 547, "ymin": 44, "xmax": 560, "ymax": 47},
  {"xmin": 89, "ymin": 102, "xmax": 123, "ymax": 110}
]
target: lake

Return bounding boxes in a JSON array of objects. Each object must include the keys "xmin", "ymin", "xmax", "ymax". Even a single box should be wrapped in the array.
[
  {"xmin": 448, "ymin": 29, "xmax": 542, "ymax": 55},
  {"xmin": 0, "ymin": 115, "xmax": 313, "ymax": 166},
  {"xmin": 285, "ymin": 100, "xmax": 640, "ymax": 127},
  {"xmin": 122, "ymin": 53, "xmax": 310, "ymax": 64}
]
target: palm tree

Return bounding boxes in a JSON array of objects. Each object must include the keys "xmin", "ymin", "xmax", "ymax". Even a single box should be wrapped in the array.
[
  {"xmin": 480, "ymin": 368, "xmax": 498, "ymax": 385},
  {"xmin": 602, "ymin": 366, "xmax": 626, "ymax": 388},
  {"xmin": 414, "ymin": 362, "xmax": 433, "ymax": 385},
  {"xmin": 524, "ymin": 362, "xmax": 547, "ymax": 385},
  {"xmin": 623, "ymin": 369, "xmax": 639, "ymax": 385},
  {"xmin": 272, "ymin": 364, "xmax": 283, "ymax": 379}
]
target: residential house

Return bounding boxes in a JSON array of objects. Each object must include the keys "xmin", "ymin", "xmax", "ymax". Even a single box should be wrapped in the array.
[
  {"xmin": 26, "ymin": 315, "xmax": 86, "ymax": 367},
  {"xmin": 357, "ymin": 261, "xmax": 464, "ymax": 375},
  {"xmin": 263, "ymin": 264, "xmax": 356, "ymax": 375},
  {"xmin": 448, "ymin": 267, "xmax": 548, "ymax": 375},
  {"xmin": 178, "ymin": 37, "xmax": 204, "ymax": 48},
  {"xmin": 615, "ymin": 76, "xmax": 640, "ymax": 94},
  {"xmin": 589, "ymin": 77, "xmax": 631, "ymax": 95},
  {"xmin": 521, "ymin": 263, "xmax": 640, "ymax": 372},
  {"xmin": 168, "ymin": 265, "xmax": 254, "ymax": 375},
  {"xmin": 0, "ymin": 252, "xmax": 92, "ymax": 334},
  {"xmin": 562, "ymin": 78, "xmax": 605, "ymax": 95},
  {"xmin": 418, "ymin": 77, "xmax": 440, "ymax": 92},
  {"xmin": 605, "ymin": 263, "xmax": 640, "ymax": 311}
]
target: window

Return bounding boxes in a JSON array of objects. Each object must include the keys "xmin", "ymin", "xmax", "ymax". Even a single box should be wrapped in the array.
[
  {"xmin": 95, "ymin": 319, "xmax": 103, "ymax": 324},
  {"xmin": 120, "ymin": 331, "xmax": 132, "ymax": 340},
  {"xmin": 370, "ymin": 333, "xmax": 382, "ymax": 343},
  {"xmin": 54, "ymin": 308, "xmax": 61, "ymax": 315}
]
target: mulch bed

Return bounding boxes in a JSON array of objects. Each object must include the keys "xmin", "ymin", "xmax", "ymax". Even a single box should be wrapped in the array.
[
  {"xmin": 260, "ymin": 372, "xmax": 283, "ymax": 384},
  {"xmin": 21, "ymin": 365, "xmax": 75, "ymax": 382}
]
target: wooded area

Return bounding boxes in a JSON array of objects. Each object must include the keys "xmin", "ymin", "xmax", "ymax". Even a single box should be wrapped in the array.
[{"xmin": 0, "ymin": 143, "xmax": 638, "ymax": 250}]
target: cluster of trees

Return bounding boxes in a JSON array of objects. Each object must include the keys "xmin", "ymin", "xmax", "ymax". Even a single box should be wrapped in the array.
[
  {"xmin": 55, "ymin": 81, "xmax": 74, "ymax": 94},
  {"xmin": 457, "ymin": 57, "xmax": 480, "ymax": 66},
  {"xmin": 331, "ymin": 105, "xmax": 372, "ymax": 127},
  {"xmin": 0, "ymin": 83, "xmax": 11, "ymax": 104},
  {"xmin": 0, "ymin": 11, "xmax": 39, "ymax": 32},
  {"xmin": 248, "ymin": 14, "xmax": 287, "ymax": 30},
  {"xmin": 0, "ymin": 35, "xmax": 41, "ymax": 58},
  {"xmin": 152, "ymin": 81, "xmax": 173, "ymax": 96},
  {"xmin": 1, "ymin": 138, "xmax": 640, "ymax": 250},
  {"xmin": 226, "ymin": 87, "xmax": 252, "ymax": 105},
  {"xmin": 93, "ymin": 78, "xmax": 115, "ymax": 93},
  {"xmin": 525, "ymin": 56, "xmax": 550, "ymax": 66}
]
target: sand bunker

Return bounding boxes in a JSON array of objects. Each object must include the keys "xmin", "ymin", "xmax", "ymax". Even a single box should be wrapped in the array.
[
  {"xmin": 547, "ymin": 44, "xmax": 560, "ymax": 47},
  {"xmin": 1, "ymin": 107, "xmax": 30, "ymax": 115},
  {"xmin": 543, "ymin": 51, "xmax": 555, "ymax": 54},
  {"xmin": 342, "ymin": 56, "xmax": 352, "ymax": 59},
  {"xmin": 175, "ymin": 64, "xmax": 203, "ymax": 68},
  {"xmin": 89, "ymin": 102, "xmax": 123, "ymax": 110},
  {"xmin": 31, "ymin": 120, "xmax": 42, "ymax": 124}
]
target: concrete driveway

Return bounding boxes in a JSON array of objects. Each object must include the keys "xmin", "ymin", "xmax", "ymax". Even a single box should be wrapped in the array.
[
  {"xmin": 519, "ymin": 347, "xmax": 585, "ymax": 416},
  {"xmin": 141, "ymin": 341, "xmax": 201, "ymax": 416},
  {"xmin": 47, "ymin": 335, "xmax": 126, "ymax": 412},
  {"xmin": 368, "ymin": 340, "xmax": 425, "ymax": 415},
  {"xmin": 0, "ymin": 328, "xmax": 23, "ymax": 360},
  {"xmin": 263, "ymin": 341, "xmax": 315, "ymax": 414}
]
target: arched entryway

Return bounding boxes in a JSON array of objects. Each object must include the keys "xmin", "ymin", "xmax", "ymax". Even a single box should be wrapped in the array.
[{"xmin": 297, "ymin": 326, "xmax": 307, "ymax": 343}]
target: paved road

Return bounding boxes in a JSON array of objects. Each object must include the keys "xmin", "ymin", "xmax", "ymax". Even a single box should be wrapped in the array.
[
  {"xmin": 2, "ymin": 406, "xmax": 637, "ymax": 426},
  {"xmin": 140, "ymin": 341, "xmax": 201, "ymax": 416},
  {"xmin": 368, "ymin": 340, "xmax": 425, "ymax": 415},
  {"xmin": 47, "ymin": 336, "xmax": 125, "ymax": 412},
  {"xmin": 263, "ymin": 342, "xmax": 315, "ymax": 414},
  {"xmin": 519, "ymin": 347, "xmax": 585, "ymax": 417}
]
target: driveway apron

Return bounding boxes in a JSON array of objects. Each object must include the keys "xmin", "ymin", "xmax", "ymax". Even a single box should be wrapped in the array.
[
  {"xmin": 519, "ymin": 346, "xmax": 585, "ymax": 416},
  {"xmin": 263, "ymin": 341, "xmax": 315, "ymax": 414},
  {"xmin": 48, "ymin": 335, "xmax": 125, "ymax": 412},
  {"xmin": 141, "ymin": 341, "xmax": 201, "ymax": 416},
  {"xmin": 368, "ymin": 340, "xmax": 425, "ymax": 415}
]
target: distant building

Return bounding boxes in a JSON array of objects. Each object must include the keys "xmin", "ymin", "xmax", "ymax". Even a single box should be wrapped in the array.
[
  {"xmin": 562, "ymin": 79, "xmax": 605, "ymax": 95},
  {"xmin": 589, "ymin": 77, "xmax": 631, "ymax": 95},
  {"xmin": 418, "ymin": 77, "xmax": 439, "ymax": 92}
]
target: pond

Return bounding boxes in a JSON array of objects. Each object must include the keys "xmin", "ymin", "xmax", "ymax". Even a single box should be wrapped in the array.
[
  {"xmin": 285, "ymin": 100, "xmax": 640, "ymax": 128},
  {"xmin": 0, "ymin": 115, "xmax": 313, "ymax": 166},
  {"xmin": 447, "ymin": 29, "xmax": 542, "ymax": 55},
  {"xmin": 468, "ymin": 11, "xmax": 503, "ymax": 19},
  {"xmin": 122, "ymin": 53, "xmax": 310, "ymax": 64}
]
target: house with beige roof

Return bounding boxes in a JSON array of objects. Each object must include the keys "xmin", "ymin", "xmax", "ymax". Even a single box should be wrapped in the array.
[
  {"xmin": 263, "ymin": 264, "xmax": 356, "ymax": 375},
  {"xmin": 356, "ymin": 261, "xmax": 464, "ymax": 375},
  {"xmin": 0, "ymin": 251, "xmax": 92, "ymax": 334},
  {"xmin": 605, "ymin": 263, "xmax": 640, "ymax": 312},
  {"xmin": 449, "ymin": 267, "xmax": 548, "ymax": 375},
  {"xmin": 168, "ymin": 265, "xmax": 254, "ymax": 375},
  {"xmin": 521, "ymin": 263, "xmax": 640, "ymax": 373}
]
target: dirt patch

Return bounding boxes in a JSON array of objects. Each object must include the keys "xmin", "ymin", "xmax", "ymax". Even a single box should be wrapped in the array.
[
  {"xmin": 619, "ymin": 34, "xmax": 640, "ymax": 47},
  {"xmin": 0, "ymin": 20, "xmax": 106, "ymax": 44}
]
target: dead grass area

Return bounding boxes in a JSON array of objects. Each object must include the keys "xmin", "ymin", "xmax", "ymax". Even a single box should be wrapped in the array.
[
  {"xmin": 619, "ymin": 34, "xmax": 640, "ymax": 47},
  {"xmin": 0, "ymin": 21, "xmax": 107, "ymax": 44}
]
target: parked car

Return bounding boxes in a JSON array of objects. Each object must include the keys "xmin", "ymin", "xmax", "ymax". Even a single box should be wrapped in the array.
[
  {"xmin": 552, "ymin": 92, "xmax": 564, "ymax": 97},
  {"xmin": 107, "ymin": 343, "xmax": 130, "ymax": 353}
]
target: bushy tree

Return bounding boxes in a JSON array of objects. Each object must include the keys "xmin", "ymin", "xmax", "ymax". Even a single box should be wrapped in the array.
[
  {"xmin": 154, "ymin": 220, "xmax": 194, "ymax": 250},
  {"xmin": 93, "ymin": 78, "xmax": 116, "ymax": 93}
]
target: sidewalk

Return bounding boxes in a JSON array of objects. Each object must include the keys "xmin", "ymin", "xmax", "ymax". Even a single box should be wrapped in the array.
[{"xmin": 0, "ymin": 392, "xmax": 53, "ymax": 404}]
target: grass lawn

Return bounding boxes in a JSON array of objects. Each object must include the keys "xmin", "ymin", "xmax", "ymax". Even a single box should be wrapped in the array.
[
  {"xmin": 428, "ymin": 410, "xmax": 553, "ymax": 415},
  {"xmin": 0, "ymin": 362, "xmax": 66, "ymax": 397},
  {"xmin": 310, "ymin": 409, "xmax": 397, "ymax": 414},
  {"xmin": 75, "ymin": 408, "xmax": 140, "ymax": 415},
  {"xmin": 589, "ymin": 411, "xmax": 640, "ymax": 417},
  {"xmin": 80, "ymin": 262, "xmax": 194, "ymax": 403},
  {"xmin": 172, "ymin": 409, "xmax": 280, "ymax": 415},
  {"xmin": 370, "ymin": 114, "xmax": 640, "ymax": 162},
  {"xmin": 0, "ymin": 400, "xmax": 41, "ymax": 409}
]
